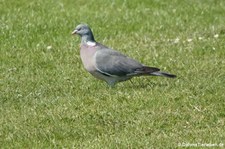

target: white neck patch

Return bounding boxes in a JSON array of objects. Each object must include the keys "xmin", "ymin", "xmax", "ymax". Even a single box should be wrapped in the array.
[{"xmin": 87, "ymin": 41, "xmax": 96, "ymax": 46}]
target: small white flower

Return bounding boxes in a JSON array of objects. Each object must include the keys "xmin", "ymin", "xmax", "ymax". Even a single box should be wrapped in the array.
[
  {"xmin": 214, "ymin": 34, "xmax": 219, "ymax": 38},
  {"xmin": 174, "ymin": 38, "xmax": 180, "ymax": 43},
  {"xmin": 198, "ymin": 37, "xmax": 203, "ymax": 40},
  {"xmin": 187, "ymin": 38, "xmax": 192, "ymax": 42},
  {"xmin": 47, "ymin": 46, "xmax": 52, "ymax": 50}
]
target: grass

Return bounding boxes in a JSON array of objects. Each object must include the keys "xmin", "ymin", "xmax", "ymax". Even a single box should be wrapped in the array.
[{"xmin": 1, "ymin": 0, "xmax": 225, "ymax": 148}]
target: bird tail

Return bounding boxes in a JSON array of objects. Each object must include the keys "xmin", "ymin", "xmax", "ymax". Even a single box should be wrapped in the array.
[
  {"xmin": 150, "ymin": 71, "xmax": 176, "ymax": 78},
  {"xmin": 133, "ymin": 66, "xmax": 176, "ymax": 78}
]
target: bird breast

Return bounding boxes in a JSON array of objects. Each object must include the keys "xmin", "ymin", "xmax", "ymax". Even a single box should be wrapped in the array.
[{"xmin": 80, "ymin": 45, "xmax": 97, "ymax": 72}]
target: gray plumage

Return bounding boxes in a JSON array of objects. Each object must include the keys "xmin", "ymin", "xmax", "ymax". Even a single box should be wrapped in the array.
[{"xmin": 72, "ymin": 24, "xmax": 176, "ymax": 86}]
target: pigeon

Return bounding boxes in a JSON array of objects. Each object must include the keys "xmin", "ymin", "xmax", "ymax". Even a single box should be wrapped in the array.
[{"xmin": 72, "ymin": 24, "xmax": 176, "ymax": 87}]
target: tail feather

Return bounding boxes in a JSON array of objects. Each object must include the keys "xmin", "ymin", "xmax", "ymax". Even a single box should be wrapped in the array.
[
  {"xmin": 133, "ymin": 66, "xmax": 176, "ymax": 78},
  {"xmin": 135, "ymin": 66, "xmax": 160, "ymax": 74},
  {"xmin": 151, "ymin": 71, "xmax": 176, "ymax": 78}
]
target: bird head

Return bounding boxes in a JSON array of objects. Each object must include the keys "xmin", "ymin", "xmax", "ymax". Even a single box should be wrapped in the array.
[
  {"xmin": 72, "ymin": 24, "xmax": 92, "ymax": 37},
  {"xmin": 72, "ymin": 24, "xmax": 95, "ymax": 43}
]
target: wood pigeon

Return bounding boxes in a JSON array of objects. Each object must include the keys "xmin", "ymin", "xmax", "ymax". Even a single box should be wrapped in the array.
[{"xmin": 72, "ymin": 24, "xmax": 176, "ymax": 87}]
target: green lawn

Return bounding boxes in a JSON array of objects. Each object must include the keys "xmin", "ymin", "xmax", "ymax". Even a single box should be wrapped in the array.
[{"xmin": 1, "ymin": 0, "xmax": 225, "ymax": 148}]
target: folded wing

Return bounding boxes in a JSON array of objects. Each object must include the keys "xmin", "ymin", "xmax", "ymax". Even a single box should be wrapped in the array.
[{"xmin": 95, "ymin": 45, "xmax": 159, "ymax": 77}]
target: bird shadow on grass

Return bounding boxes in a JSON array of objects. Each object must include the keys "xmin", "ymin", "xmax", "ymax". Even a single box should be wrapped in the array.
[
  {"xmin": 117, "ymin": 77, "xmax": 171, "ymax": 89},
  {"xmin": 87, "ymin": 77, "xmax": 173, "ymax": 91}
]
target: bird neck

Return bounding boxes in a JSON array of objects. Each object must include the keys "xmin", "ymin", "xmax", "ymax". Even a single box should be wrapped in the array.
[{"xmin": 81, "ymin": 33, "xmax": 96, "ymax": 45}]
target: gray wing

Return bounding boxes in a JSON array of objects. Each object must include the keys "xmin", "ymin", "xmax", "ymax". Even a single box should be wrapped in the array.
[{"xmin": 95, "ymin": 44, "xmax": 159, "ymax": 76}]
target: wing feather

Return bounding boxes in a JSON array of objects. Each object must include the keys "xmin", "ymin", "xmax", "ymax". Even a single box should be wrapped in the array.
[{"xmin": 94, "ymin": 44, "xmax": 159, "ymax": 76}]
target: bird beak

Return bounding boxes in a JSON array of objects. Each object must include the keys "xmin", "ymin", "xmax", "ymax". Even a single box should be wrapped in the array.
[{"xmin": 71, "ymin": 30, "xmax": 77, "ymax": 35}]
